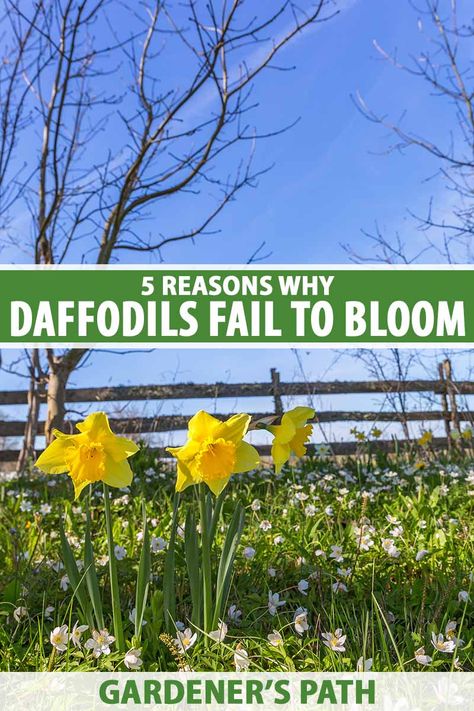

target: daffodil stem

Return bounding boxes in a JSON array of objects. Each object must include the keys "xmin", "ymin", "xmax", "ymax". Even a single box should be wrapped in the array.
[
  {"xmin": 47, "ymin": 647, "xmax": 56, "ymax": 672},
  {"xmin": 103, "ymin": 483, "xmax": 125, "ymax": 653},
  {"xmin": 199, "ymin": 484, "xmax": 212, "ymax": 637}
]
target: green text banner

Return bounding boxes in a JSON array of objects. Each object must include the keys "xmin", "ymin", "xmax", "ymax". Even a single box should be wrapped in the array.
[{"xmin": 0, "ymin": 265, "xmax": 472, "ymax": 347}]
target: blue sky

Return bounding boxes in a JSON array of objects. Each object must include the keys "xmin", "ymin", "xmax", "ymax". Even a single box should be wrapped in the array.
[{"xmin": 1, "ymin": 0, "xmax": 472, "ymax": 445}]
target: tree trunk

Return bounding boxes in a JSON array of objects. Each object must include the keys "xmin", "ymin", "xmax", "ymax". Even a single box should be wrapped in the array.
[
  {"xmin": 45, "ymin": 365, "xmax": 70, "ymax": 443},
  {"xmin": 17, "ymin": 350, "xmax": 43, "ymax": 473},
  {"xmin": 44, "ymin": 349, "xmax": 88, "ymax": 442}
]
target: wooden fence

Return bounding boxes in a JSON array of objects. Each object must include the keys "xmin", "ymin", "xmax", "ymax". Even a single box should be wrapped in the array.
[{"xmin": 0, "ymin": 360, "xmax": 473, "ymax": 463}]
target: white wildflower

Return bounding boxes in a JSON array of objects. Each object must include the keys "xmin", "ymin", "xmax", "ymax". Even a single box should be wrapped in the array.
[
  {"xmin": 336, "ymin": 567, "xmax": 352, "ymax": 578},
  {"xmin": 174, "ymin": 628, "xmax": 197, "ymax": 654},
  {"xmin": 50, "ymin": 624, "xmax": 69, "ymax": 652},
  {"xmin": 298, "ymin": 579, "xmax": 309, "ymax": 595},
  {"xmin": 329, "ymin": 545, "xmax": 344, "ymax": 562},
  {"xmin": 124, "ymin": 648, "xmax": 143, "ymax": 670},
  {"xmin": 151, "ymin": 536, "xmax": 166, "ymax": 552},
  {"xmin": 293, "ymin": 607, "xmax": 309, "ymax": 636},
  {"xmin": 268, "ymin": 591, "xmax": 286, "ymax": 616},
  {"xmin": 390, "ymin": 525, "xmax": 404, "ymax": 538},
  {"xmin": 268, "ymin": 630, "xmax": 283, "ymax": 647},
  {"xmin": 13, "ymin": 606, "xmax": 28, "ymax": 623},
  {"xmin": 356, "ymin": 657, "xmax": 373, "ymax": 671},
  {"xmin": 415, "ymin": 647, "xmax": 432, "ymax": 666},
  {"xmin": 70, "ymin": 622, "xmax": 88, "ymax": 648},
  {"xmin": 322, "ymin": 628, "xmax": 346, "ymax": 653},
  {"xmin": 85, "ymin": 629, "xmax": 116, "ymax": 657},
  {"xmin": 431, "ymin": 632, "xmax": 455, "ymax": 654},
  {"xmin": 129, "ymin": 607, "xmax": 147, "ymax": 627},
  {"xmin": 228, "ymin": 605, "xmax": 242, "ymax": 623},
  {"xmin": 209, "ymin": 620, "xmax": 227, "ymax": 643},
  {"xmin": 234, "ymin": 645, "xmax": 250, "ymax": 671},
  {"xmin": 114, "ymin": 545, "xmax": 126, "ymax": 560}
]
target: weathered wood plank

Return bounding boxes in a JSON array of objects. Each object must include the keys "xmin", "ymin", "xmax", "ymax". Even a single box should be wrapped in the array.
[
  {"xmin": 1, "ymin": 410, "xmax": 473, "ymax": 437},
  {"xmin": 1, "ymin": 379, "xmax": 473, "ymax": 405}
]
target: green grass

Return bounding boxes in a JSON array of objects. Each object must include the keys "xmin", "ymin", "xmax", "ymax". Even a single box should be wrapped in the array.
[{"xmin": 0, "ymin": 446, "xmax": 472, "ymax": 672}]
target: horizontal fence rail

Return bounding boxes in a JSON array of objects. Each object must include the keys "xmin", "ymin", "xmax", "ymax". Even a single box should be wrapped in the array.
[
  {"xmin": 0, "ymin": 361, "xmax": 472, "ymax": 465},
  {"xmin": 2, "ymin": 411, "xmax": 474, "ymax": 438},
  {"xmin": 1, "ymin": 379, "xmax": 474, "ymax": 406}
]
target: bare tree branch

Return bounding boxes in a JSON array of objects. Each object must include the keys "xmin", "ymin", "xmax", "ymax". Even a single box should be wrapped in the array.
[
  {"xmin": 0, "ymin": 0, "xmax": 334, "ymax": 458},
  {"xmin": 347, "ymin": 0, "xmax": 474, "ymax": 263}
]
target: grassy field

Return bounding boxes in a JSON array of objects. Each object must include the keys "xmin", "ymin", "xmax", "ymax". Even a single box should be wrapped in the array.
[{"xmin": 0, "ymin": 445, "xmax": 472, "ymax": 672}]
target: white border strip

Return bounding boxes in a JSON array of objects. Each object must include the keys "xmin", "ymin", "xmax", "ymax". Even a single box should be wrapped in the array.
[
  {"xmin": 0, "ymin": 263, "xmax": 473, "ymax": 270},
  {"xmin": 0, "ymin": 671, "xmax": 473, "ymax": 711},
  {"xmin": 1, "ymin": 342, "xmax": 472, "ymax": 349}
]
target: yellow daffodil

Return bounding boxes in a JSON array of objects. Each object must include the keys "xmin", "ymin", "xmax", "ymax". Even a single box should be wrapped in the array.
[
  {"xmin": 166, "ymin": 410, "xmax": 260, "ymax": 495},
  {"xmin": 268, "ymin": 406, "xmax": 314, "ymax": 473},
  {"xmin": 35, "ymin": 412, "xmax": 139, "ymax": 499},
  {"xmin": 418, "ymin": 430, "xmax": 433, "ymax": 447}
]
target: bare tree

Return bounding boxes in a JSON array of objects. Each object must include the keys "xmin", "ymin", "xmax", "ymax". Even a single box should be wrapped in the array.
[
  {"xmin": 344, "ymin": 0, "xmax": 474, "ymax": 263},
  {"xmin": 0, "ymin": 0, "xmax": 336, "ymax": 466},
  {"xmin": 340, "ymin": 0, "xmax": 473, "ymax": 433},
  {"xmin": 351, "ymin": 349, "xmax": 419, "ymax": 440}
]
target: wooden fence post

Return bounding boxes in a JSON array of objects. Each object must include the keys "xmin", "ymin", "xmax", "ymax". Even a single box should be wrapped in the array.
[
  {"xmin": 443, "ymin": 358, "xmax": 460, "ymax": 433},
  {"xmin": 270, "ymin": 368, "xmax": 283, "ymax": 416},
  {"xmin": 438, "ymin": 362, "xmax": 451, "ymax": 443}
]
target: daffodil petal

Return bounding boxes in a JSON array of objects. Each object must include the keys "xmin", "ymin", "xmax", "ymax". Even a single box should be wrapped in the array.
[
  {"xmin": 102, "ymin": 456, "xmax": 133, "ymax": 489},
  {"xmin": 205, "ymin": 475, "xmax": 231, "ymax": 496},
  {"xmin": 216, "ymin": 413, "xmax": 251, "ymax": 444},
  {"xmin": 72, "ymin": 478, "xmax": 90, "ymax": 500},
  {"xmin": 75, "ymin": 411, "xmax": 113, "ymax": 437},
  {"xmin": 35, "ymin": 437, "xmax": 73, "ymax": 474},
  {"xmin": 271, "ymin": 441, "xmax": 291, "ymax": 474},
  {"xmin": 188, "ymin": 410, "xmax": 221, "ymax": 442},
  {"xmin": 175, "ymin": 461, "xmax": 195, "ymax": 492},
  {"xmin": 233, "ymin": 441, "xmax": 260, "ymax": 473},
  {"xmin": 286, "ymin": 406, "xmax": 315, "ymax": 429},
  {"xmin": 105, "ymin": 434, "xmax": 139, "ymax": 462},
  {"xmin": 269, "ymin": 416, "xmax": 296, "ymax": 445},
  {"xmin": 167, "ymin": 439, "xmax": 201, "ymax": 464},
  {"xmin": 52, "ymin": 428, "xmax": 81, "ymax": 440}
]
